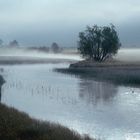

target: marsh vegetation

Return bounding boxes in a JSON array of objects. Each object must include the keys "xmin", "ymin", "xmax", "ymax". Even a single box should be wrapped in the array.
[
  {"xmin": 56, "ymin": 62, "xmax": 140, "ymax": 86},
  {"xmin": 0, "ymin": 103, "xmax": 93, "ymax": 140}
]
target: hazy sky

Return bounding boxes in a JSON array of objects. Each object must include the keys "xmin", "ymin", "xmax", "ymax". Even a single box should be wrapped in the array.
[{"xmin": 0, "ymin": 0, "xmax": 140, "ymax": 47}]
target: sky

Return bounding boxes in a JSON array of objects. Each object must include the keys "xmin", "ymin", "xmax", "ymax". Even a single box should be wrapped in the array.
[{"xmin": 0, "ymin": 0, "xmax": 140, "ymax": 47}]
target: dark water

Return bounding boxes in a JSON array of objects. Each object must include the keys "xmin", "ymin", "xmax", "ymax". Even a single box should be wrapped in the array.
[{"xmin": 1, "ymin": 63, "xmax": 140, "ymax": 140}]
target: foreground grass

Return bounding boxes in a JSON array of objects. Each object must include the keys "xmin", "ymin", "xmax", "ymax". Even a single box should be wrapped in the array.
[{"xmin": 0, "ymin": 103, "xmax": 94, "ymax": 140}]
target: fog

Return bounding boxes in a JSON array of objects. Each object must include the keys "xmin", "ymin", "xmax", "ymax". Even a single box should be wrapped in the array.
[
  {"xmin": 115, "ymin": 48, "xmax": 140, "ymax": 62},
  {"xmin": 0, "ymin": 0, "xmax": 140, "ymax": 47},
  {"xmin": 0, "ymin": 47, "xmax": 82, "ymax": 62},
  {"xmin": 0, "ymin": 47, "xmax": 140, "ymax": 63},
  {"xmin": 0, "ymin": 1, "xmax": 140, "ymax": 139}
]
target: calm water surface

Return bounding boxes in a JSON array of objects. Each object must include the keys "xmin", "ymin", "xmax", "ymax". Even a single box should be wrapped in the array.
[{"xmin": 1, "ymin": 63, "xmax": 140, "ymax": 140}]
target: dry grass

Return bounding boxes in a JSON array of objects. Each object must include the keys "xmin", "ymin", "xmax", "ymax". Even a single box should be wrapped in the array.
[
  {"xmin": 56, "ymin": 60, "xmax": 140, "ymax": 86},
  {"xmin": 0, "ymin": 103, "xmax": 94, "ymax": 140},
  {"xmin": 70, "ymin": 60, "xmax": 140, "ymax": 68},
  {"xmin": 0, "ymin": 74, "xmax": 94, "ymax": 140}
]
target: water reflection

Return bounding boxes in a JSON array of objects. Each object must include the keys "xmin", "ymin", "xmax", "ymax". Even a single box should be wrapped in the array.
[{"xmin": 79, "ymin": 78, "xmax": 118, "ymax": 105}]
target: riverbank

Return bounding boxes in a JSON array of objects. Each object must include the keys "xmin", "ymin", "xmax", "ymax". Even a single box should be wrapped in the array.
[
  {"xmin": 0, "ymin": 103, "xmax": 93, "ymax": 140},
  {"xmin": 57, "ymin": 60, "xmax": 140, "ymax": 86},
  {"xmin": 70, "ymin": 59, "xmax": 140, "ymax": 68}
]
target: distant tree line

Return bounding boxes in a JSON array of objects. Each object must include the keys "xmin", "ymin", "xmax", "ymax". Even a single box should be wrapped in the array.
[
  {"xmin": 0, "ymin": 39, "xmax": 19, "ymax": 47},
  {"xmin": 0, "ymin": 39, "xmax": 62, "ymax": 53},
  {"xmin": 28, "ymin": 42, "xmax": 62, "ymax": 53},
  {"xmin": 51, "ymin": 42, "xmax": 62, "ymax": 53}
]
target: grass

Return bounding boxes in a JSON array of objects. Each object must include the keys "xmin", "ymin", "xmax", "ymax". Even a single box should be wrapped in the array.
[
  {"xmin": 56, "ymin": 67, "xmax": 140, "ymax": 86},
  {"xmin": 0, "ymin": 103, "xmax": 94, "ymax": 140},
  {"xmin": 0, "ymin": 75, "xmax": 94, "ymax": 140},
  {"xmin": 55, "ymin": 59, "xmax": 140, "ymax": 86}
]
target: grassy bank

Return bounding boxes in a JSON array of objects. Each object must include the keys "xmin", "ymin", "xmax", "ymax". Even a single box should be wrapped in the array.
[
  {"xmin": 0, "ymin": 71, "xmax": 94, "ymax": 140},
  {"xmin": 56, "ymin": 60, "xmax": 140, "ymax": 86},
  {"xmin": 0, "ymin": 103, "xmax": 94, "ymax": 140}
]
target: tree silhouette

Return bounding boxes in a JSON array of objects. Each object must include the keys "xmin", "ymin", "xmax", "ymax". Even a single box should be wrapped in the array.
[
  {"xmin": 78, "ymin": 24, "xmax": 121, "ymax": 62},
  {"xmin": 51, "ymin": 42, "xmax": 60, "ymax": 53},
  {"xmin": 9, "ymin": 40, "xmax": 19, "ymax": 47}
]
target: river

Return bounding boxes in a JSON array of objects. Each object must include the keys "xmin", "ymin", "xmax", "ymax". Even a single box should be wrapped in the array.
[{"xmin": 0, "ymin": 62, "xmax": 140, "ymax": 140}]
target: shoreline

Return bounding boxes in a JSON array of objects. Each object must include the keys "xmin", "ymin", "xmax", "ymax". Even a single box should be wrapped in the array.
[
  {"xmin": 69, "ymin": 60, "xmax": 140, "ymax": 69},
  {"xmin": 0, "ymin": 103, "xmax": 94, "ymax": 140},
  {"xmin": 56, "ymin": 60, "xmax": 140, "ymax": 86}
]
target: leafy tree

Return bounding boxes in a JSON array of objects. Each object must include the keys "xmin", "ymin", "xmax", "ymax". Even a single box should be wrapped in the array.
[{"xmin": 78, "ymin": 24, "xmax": 121, "ymax": 62}]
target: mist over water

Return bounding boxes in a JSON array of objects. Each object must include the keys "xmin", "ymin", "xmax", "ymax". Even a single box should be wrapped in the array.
[
  {"xmin": 0, "ymin": 47, "xmax": 140, "ymax": 62},
  {"xmin": 0, "ymin": 0, "xmax": 140, "ymax": 140},
  {"xmin": 0, "ymin": 47, "xmax": 82, "ymax": 61},
  {"xmin": 115, "ymin": 48, "xmax": 140, "ymax": 62}
]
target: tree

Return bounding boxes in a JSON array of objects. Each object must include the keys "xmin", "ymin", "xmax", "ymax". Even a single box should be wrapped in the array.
[
  {"xmin": 51, "ymin": 42, "xmax": 60, "ymax": 53},
  {"xmin": 78, "ymin": 24, "xmax": 121, "ymax": 62},
  {"xmin": 9, "ymin": 40, "xmax": 19, "ymax": 47},
  {"xmin": 0, "ymin": 39, "xmax": 3, "ymax": 47}
]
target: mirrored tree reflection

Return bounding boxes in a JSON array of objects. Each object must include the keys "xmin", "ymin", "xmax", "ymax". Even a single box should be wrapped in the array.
[{"xmin": 79, "ymin": 78, "xmax": 118, "ymax": 105}]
